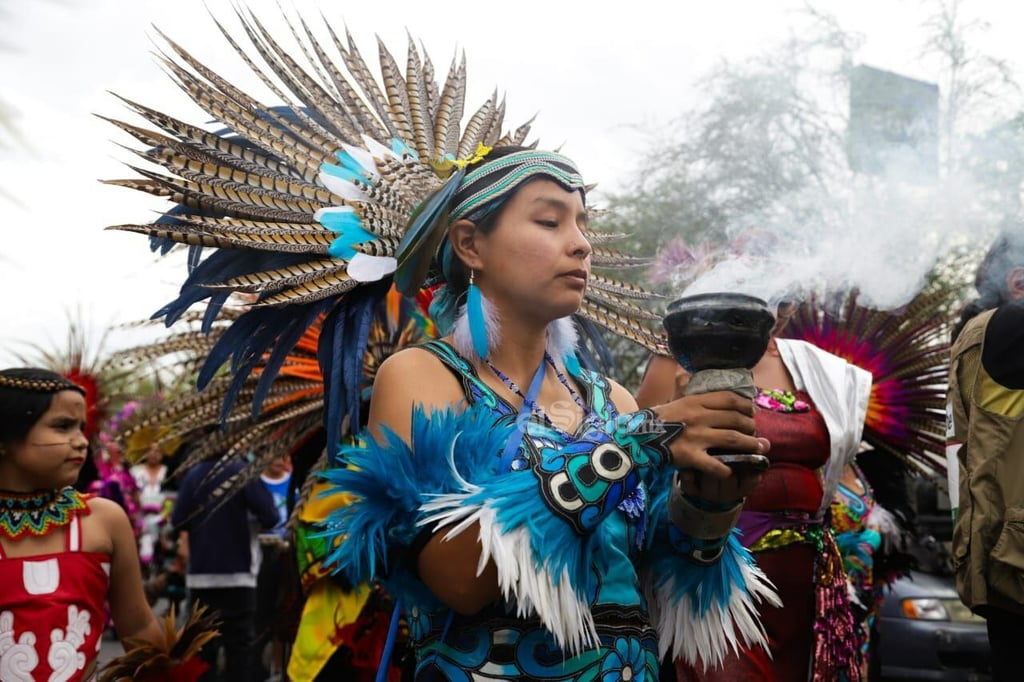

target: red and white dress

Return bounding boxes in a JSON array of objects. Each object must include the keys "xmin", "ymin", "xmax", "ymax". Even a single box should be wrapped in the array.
[{"xmin": 0, "ymin": 515, "xmax": 110, "ymax": 681}]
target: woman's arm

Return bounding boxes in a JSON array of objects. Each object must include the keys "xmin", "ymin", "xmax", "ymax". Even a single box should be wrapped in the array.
[
  {"xmin": 91, "ymin": 497, "xmax": 163, "ymax": 646},
  {"xmin": 366, "ymin": 349, "xmax": 500, "ymax": 614}
]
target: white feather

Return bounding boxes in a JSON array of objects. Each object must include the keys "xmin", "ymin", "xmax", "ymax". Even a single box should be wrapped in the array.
[
  {"xmin": 645, "ymin": 558, "xmax": 780, "ymax": 669},
  {"xmin": 313, "ymin": 205, "xmax": 356, "ymax": 221},
  {"xmin": 419, "ymin": 493, "xmax": 600, "ymax": 655},
  {"xmin": 347, "ymin": 254, "xmax": 396, "ymax": 282},
  {"xmin": 318, "ymin": 170, "xmax": 370, "ymax": 202},
  {"xmin": 361, "ymin": 134, "xmax": 398, "ymax": 161},
  {"xmin": 341, "ymin": 143, "xmax": 381, "ymax": 180},
  {"xmin": 546, "ymin": 316, "xmax": 579, "ymax": 362}
]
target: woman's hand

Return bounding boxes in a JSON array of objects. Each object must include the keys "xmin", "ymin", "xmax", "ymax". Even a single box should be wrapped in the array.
[
  {"xmin": 675, "ymin": 465, "xmax": 764, "ymax": 507},
  {"xmin": 652, "ymin": 390, "xmax": 769, "ymax": 504}
]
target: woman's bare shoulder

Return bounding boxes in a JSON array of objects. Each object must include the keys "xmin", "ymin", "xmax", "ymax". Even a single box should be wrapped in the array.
[
  {"xmin": 604, "ymin": 376, "xmax": 639, "ymax": 413},
  {"xmin": 370, "ymin": 344, "xmax": 467, "ymax": 436},
  {"xmin": 377, "ymin": 344, "xmax": 447, "ymax": 374},
  {"xmin": 376, "ymin": 345, "xmax": 462, "ymax": 395}
]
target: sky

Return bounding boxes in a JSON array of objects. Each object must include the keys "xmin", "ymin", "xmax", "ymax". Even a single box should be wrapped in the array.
[{"xmin": 0, "ymin": 0, "xmax": 1020, "ymax": 367}]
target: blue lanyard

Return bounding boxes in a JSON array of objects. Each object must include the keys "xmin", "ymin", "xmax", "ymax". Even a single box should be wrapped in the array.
[{"xmin": 497, "ymin": 358, "xmax": 547, "ymax": 473}]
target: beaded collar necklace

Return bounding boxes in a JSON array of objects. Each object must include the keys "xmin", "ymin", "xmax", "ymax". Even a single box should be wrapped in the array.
[
  {"xmin": 484, "ymin": 352, "xmax": 590, "ymax": 438},
  {"xmin": 0, "ymin": 487, "xmax": 89, "ymax": 540}
]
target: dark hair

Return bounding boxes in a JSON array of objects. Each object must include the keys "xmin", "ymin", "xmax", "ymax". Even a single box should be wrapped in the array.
[
  {"xmin": 952, "ymin": 231, "xmax": 1024, "ymax": 342},
  {"xmin": 0, "ymin": 368, "xmax": 85, "ymax": 446}
]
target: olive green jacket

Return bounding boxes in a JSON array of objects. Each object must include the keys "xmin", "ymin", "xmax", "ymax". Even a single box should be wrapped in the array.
[{"xmin": 949, "ymin": 309, "xmax": 1024, "ymax": 615}]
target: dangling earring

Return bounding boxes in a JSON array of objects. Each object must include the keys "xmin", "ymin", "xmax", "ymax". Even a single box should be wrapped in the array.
[
  {"xmin": 453, "ymin": 270, "xmax": 501, "ymax": 361},
  {"xmin": 467, "ymin": 270, "xmax": 490, "ymax": 360}
]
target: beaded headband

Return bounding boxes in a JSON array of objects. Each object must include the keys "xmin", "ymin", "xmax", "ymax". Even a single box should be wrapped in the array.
[
  {"xmin": 451, "ymin": 150, "xmax": 586, "ymax": 222},
  {"xmin": 0, "ymin": 373, "xmax": 86, "ymax": 396}
]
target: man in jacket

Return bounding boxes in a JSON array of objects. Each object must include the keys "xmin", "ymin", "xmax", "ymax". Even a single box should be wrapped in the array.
[{"xmin": 948, "ymin": 230, "xmax": 1024, "ymax": 682}]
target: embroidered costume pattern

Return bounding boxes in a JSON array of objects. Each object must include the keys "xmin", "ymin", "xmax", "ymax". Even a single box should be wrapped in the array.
[{"xmin": 321, "ymin": 341, "xmax": 777, "ymax": 677}]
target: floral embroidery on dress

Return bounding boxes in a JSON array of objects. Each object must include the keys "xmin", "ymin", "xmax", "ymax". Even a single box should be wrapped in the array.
[
  {"xmin": 47, "ymin": 605, "xmax": 91, "ymax": 682},
  {"xmin": 0, "ymin": 611, "xmax": 39, "ymax": 681}
]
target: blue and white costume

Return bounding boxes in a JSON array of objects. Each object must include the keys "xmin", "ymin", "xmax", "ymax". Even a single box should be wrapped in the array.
[{"xmin": 321, "ymin": 340, "xmax": 778, "ymax": 680}]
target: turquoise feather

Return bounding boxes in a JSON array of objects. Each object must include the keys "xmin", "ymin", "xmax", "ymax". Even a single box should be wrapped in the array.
[
  {"xmin": 320, "ymin": 211, "xmax": 377, "ymax": 260},
  {"xmin": 320, "ymin": 160, "xmax": 365, "ymax": 184},
  {"xmin": 467, "ymin": 282, "xmax": 489, "ymax": 359},
  {"xmin": 332, "ymin": 150, "xmax": 372, "ymax": 182}
]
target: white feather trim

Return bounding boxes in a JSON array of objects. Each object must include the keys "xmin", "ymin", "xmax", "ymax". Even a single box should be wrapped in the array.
[
  {"xmin": 546, "ymin": 317, "xmax": 579, "ymax": 364},
  {"xmin": 318, "ymin": 170, "xmax": 370, "ymax": 202},
  {"xmin": 418, "ymin": 496, "xmax": 599, "ymax": 655},
  {"xmin": 450, "ymin": 297, "xmax": 578, "ymax": 365},
  {"xmin": 866, "ymin": 503, "xmax": 901, "ymax": 550},
  {"xmin": 645, "ymin": 559, "xmax": 781, "ymax": 669},
  {"xmin": 347, "ymin": 254, "xmax": 396, "ymax": 282},
  {"xmin": 417, "ymin": 444, "xmax": 598, "ymax": 656},
  {"xmin": 451, "ymin": 294, "xmax": 502, "ymax": 362}
]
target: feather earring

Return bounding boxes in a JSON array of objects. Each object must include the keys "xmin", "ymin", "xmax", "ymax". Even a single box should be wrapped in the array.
[
  {"xmin": 466, "ymin": 270, "xmax": 491, "ymax": 360},
  {"xmin": 547, "ymin": 317, "xmax": 581, "ymax": 374},
  {"xmin": 453, "ymin": 271, "xmax": 500, "ymax": 362}
]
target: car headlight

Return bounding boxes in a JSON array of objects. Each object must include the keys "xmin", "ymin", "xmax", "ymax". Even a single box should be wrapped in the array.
[{"xmin": 900, "ymin": 598, "xmax": 984, "ymax": 623}]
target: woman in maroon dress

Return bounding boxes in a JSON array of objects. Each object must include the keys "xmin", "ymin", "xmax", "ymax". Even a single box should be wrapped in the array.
[{"xmin": 639, "ymin": 306, "xmax": 871, "ymax": 681}]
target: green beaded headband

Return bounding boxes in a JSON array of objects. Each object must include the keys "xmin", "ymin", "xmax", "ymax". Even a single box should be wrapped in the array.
[{"xmin": 450, "ymin": 149, "xmax": 586, "ymax": 222}]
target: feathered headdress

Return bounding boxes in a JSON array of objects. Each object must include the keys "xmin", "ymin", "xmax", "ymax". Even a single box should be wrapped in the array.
[
  {"xmin": 782, "ymin": 287, "xmax": 951, "ymax": 478},
  {"xmin": 109, "ymin": 288, "xmax": 432, "ymax": 509},
  {"xmin": 103, "ymin": 8, "xmax": 663, "ymax": 449},
  {"xmin": 12, "ymin": 314, "xmax": 132, "ymax": 446}
]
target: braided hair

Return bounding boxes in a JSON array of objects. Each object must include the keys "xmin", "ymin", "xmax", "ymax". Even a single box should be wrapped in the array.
[
  {"xmin": 0, "ymin": 368, "xmax": 86, "ymax": 446},
  {"xmin": 952, "ymin": 231, "xmax": 1024, "ymax": 343}
]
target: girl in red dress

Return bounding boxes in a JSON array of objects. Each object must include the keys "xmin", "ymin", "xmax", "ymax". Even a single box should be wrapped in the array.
[{"xmin": 0, "ymin": 368, "xmax": 164, "ymax": 681}]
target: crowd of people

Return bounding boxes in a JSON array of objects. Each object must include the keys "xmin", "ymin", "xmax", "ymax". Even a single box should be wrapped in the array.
[{"xmin": 1, "ymin": 10, "xmax": 1020, "ymax": 682}]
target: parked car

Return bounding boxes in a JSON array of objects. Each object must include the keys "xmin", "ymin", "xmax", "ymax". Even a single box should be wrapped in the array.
[
  {"xmin": 872, "ymin": 475, "xmax": 991, "ymax": 680},
  {"xmin": 875, "ymin": 569, "xmax": 991, "ymax": 680}
]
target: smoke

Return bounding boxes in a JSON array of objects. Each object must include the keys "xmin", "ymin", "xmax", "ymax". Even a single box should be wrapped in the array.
[{"xmin": 680, "ymin": 146, "xmax": 991, "ymax": 311}]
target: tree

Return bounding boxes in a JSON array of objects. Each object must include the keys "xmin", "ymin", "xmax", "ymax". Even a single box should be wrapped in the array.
[
  {"xmin": 595, "ymin": 1, "xmax": 1024, "ymax": 389},
  {"xmin": 594, "ymin": 7, "xmax": 861, "ymax": 387},
  {"xmin": 920, "ymin": 0, "xmax": 1021, "ymax": 175}
]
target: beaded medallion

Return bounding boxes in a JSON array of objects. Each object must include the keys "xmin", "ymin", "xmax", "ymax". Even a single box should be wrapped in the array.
[{"xmin": 755, "ymin": 388, "xmax": 810, "ymax": 413}]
